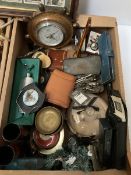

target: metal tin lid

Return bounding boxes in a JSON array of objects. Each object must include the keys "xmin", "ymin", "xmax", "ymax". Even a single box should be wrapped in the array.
[
  {"xmin": 67, "ymin": 94, "xmax": 108, "ymax": 138},
  {"xmin": 33, "ymin": 130, "xmax": 60, "ymax": 150},
  {"xmin": 35, "ymin": 106, "xmax": 62, "ymax": 135},
  {"xmin": 32, "ymin": 51, "xmax": 51, "ymax": 68},
  {"xmin": 39, "ymin": 129, "xmax": 64, "ymax": 155}
]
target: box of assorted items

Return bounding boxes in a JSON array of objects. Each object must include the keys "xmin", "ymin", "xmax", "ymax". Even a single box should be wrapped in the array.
[{"xmin": 0, "ymin": 1, "xmax": 130, "ymax": 175}]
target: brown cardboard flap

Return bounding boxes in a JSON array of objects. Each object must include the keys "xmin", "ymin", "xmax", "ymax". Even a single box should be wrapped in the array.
[
  {"xmin": 109, "ymin": 27, "xmax": 125, "ymax": 100},
  {"xmin": 88, "ymin": 170, "xmax": 127, "ymax": 175},
  {"xmin": 77, "ymin": 15, "xmax": 117, "ymax": 28},
  {"xmin": 127, "ymin": 152, "xmax": 131, "ymax": 169},
  {"xmin": 0, "ymin": 170, "xmax": 127, "ymax": 175}
]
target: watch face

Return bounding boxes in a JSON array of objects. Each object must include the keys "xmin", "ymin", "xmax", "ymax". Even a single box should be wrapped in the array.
[
  {"xmin": 37, "ymin": 22, "xmax": 64, "ymax": 47},
  {"xmin": 44, "ymin": 0, "xmax": 65, "ymax": 7},
  {"xmin": 23, "ymin": 89, "xmax": 39, "ymax": 107}
]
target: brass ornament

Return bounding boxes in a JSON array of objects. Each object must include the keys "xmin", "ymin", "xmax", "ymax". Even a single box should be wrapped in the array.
[{"xmin": 28, "ymin": 12, "xmax": 73, "ymax": 48}]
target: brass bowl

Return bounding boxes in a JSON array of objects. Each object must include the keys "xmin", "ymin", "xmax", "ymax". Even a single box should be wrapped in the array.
[
  {"xmin": 28, "ymin": 12, "xmax": 73, "ymax": 48},
  {"xmin": 35, "ymin": 106, "xmax": 63, "ymax": 135}
]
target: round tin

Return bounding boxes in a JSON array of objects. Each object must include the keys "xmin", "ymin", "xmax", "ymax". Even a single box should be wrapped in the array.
[
  {"xmin": 67, "ymin": 94, "xmax": 108, "ymax": 138},
  {"xmin": 32, "ymin": 51, "xmax": 51, "ymax": 68},
  {"xmin": 35, "ymin": 106, "xmax": 63, "ymax": 135},
  {"xmin": 39, "ymin": 129, "xmax": 64, "ymax": 155},
  {"xmin": 33, "ymin": 130, "xmax": 60, "ymax": 149}
]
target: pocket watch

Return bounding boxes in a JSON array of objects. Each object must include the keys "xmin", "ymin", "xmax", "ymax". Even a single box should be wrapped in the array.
[{"xmin": 28, "ymin": 12, "xmax": 73, "ymax": 48}]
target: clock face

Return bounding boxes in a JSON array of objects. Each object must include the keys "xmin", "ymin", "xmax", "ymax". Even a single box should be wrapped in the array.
[
  {"xmin": 23, "ymin": 89, "xmax": 39, "ymax": 107},
  {"xmin": 28, "ymin": 12, "xmax": 73, "ymax": 48},
  {"xmin": 37, "ymin": 22, "xmax": 64, "ymax": 47}
]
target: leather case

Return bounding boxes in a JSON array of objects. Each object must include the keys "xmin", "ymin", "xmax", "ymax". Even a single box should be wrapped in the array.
[
  {"xmin": 48, "ymin": 49, "xmax": 67, "ymax": 71},
  {"xmin": 98, "ymin": 32, "xmax": 115, "ymax": 84},
  {"xmin": 107, "ymin": 89, "xmax": 127, "ymax": 169},
  {"xmin": 45, "ymin": 69, "xmax": 76, "ymax": 108},
  {"xmin": 63, "ymin": 55, "xmax": 101, "ymax": 75},
  {"xmin": 98, "ymin": 118, "xmax": 113, "ymax": 168}
]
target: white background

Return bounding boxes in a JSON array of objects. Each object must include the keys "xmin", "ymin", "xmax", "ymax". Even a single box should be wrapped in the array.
[
  {"xmin": 79, "ymin": 0, "xmax": 131, "ymax": 149},
  {"xmin": 78, "ymin": 0, "xmax": 131, "ymax": 25}
]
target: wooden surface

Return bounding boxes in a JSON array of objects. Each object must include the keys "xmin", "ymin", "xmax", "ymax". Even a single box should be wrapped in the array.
[
  {"xmin": 0, "ymin": 170, "xmax": 128, "ymax": 175},
  {"xmin": 77, "ymin": 15, "xmax": 117, "ymax": 28},
  {"xmin": 0, "ymin": 17, "xmax": 12, "ymax": 98}
]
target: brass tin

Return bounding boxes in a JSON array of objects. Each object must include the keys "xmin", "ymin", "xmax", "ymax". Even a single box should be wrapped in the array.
[{"xmin": 35, "ymin": 106, "xmax": 63, "ymax": 135}]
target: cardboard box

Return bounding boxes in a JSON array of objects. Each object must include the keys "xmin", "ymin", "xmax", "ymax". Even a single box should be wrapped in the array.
[{"xmin": 0, "ymin": 15, "xmax": 131, "ymax": 175}]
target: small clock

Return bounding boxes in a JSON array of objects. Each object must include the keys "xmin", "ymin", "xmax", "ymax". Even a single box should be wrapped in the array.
[
  {"xmin": 17, "ymin": 83, "xmax": 45, "ymax": 114},
  {"xmin": 28, "ymin": 12, "xmax": 73, "ymax": 48},
  {"xmin": 23, "ymin": 89, "xmax": 39, "ymax": 107}
]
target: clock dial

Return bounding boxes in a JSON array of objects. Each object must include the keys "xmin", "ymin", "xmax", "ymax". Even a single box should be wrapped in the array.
[
  {"xmin": 37, "ymin": 22, "xmax": 64, "ymax": 46},
  {"xmin": 23, "ymin": 89, "xmax": 39, "ymax": 107},
  {"xmin": 28, "ymin": 12, "xmax": 73, "ymax": 48}
]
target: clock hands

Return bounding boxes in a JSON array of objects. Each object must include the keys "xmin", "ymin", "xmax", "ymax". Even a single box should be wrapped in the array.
[
  {"xmin": 25, "ymin": 90, "xmax": 35, "ymax": 102},
  {"xmin": 46, "ymin": 30, "xmax": 59, "ymax": 40}
]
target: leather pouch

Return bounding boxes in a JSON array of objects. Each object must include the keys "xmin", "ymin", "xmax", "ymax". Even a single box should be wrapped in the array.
[
  {"xmin": 63, "ymin": 55, "xmax": 101, "ymax": 75},
  {"xmin": 48, "ymin": 49, "xmax": 67, "ymax": 71},
  {"xmin": 45, "ymin": 69, "xmax": 76, "ymax": 108}
]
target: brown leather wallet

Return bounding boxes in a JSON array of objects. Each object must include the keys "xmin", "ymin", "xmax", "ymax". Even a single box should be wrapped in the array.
[
  {"xmin": 48, "ymin": 49, "xmax": 67, "ymax": 71},
  {"xmin": 45, "ymin": 69, "xmax": 76, "ymax": 108}
]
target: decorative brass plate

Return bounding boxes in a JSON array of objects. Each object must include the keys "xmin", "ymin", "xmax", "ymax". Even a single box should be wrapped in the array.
[{"xmin": 28, "ymin": 12, "xmax": 73, "ymax": 48}]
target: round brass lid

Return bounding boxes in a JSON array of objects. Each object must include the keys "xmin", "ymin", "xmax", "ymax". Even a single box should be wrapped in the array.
[
  {"xmin": 32, "ymin": 51, "xmax": 51, "ymax": 68},
  {"xmin": 35, "ymin": 107, "xmax": 62, "ymax": 135}
]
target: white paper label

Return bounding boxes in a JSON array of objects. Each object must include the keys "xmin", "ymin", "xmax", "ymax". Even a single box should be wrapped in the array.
[
  {"xmin": 111, "ymin": 95, "xmax": 126, "ymax": 122},
  {"xmin": 86, "ymin": 31, "xmax": 101, "ymax": 54},
  {"xmin": 74, "ymin": 93, "xmax": 88, "ymax": 105}
]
